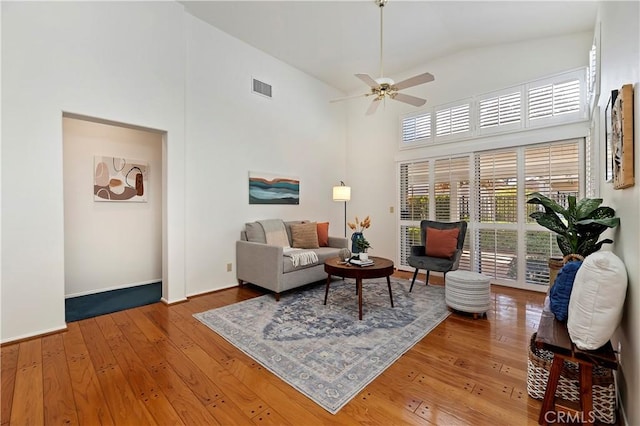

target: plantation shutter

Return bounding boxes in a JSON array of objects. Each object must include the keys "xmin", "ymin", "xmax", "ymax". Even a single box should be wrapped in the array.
[
  {"xmin": 399, "ymin": 160, "xmax": 430, "ymax": 267},
  {"xmin": 435, "ymin": 103, "xmax": 470, "ymax": 137},
  {"xmin": 434, "ymin": 157, "xmax": 471, "ymax": 270},
  {"xmin": 524, "ymin": 141, "xmax": 579, "ymax": 285},
  {"xmin": 524, "ymin": 142, "xmax": 580, "ymax": 223},
  {"xmin": 402, "ymin": 112, "xmax": 431, "ymax": 143},
  {"xmin": 400, "ymin": 161, "xmax": 430, "ymax": 221},
  {"xmin": 528, "ymin": 79, "xmax": 581, "ymax": 120},
  {"xmin": 479, "ymin": 91, "xmax": 521, "ymax": 129},
  {"xmin": 475, "ymin": 150, "xmax": 518, "ymax": 280},
  {"xmin": 476, "ymin": 151, "xmax": 517, "ymax": 223}
]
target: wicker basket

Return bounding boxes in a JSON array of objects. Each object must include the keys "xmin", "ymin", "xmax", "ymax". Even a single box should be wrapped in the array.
[{"xmin": 527, "ymin": 333, "xmax": 616, "ymax": 424}]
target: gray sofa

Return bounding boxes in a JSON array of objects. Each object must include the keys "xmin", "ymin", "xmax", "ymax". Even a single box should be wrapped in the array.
[{"xmin": 236, "ymin": 220, "xmax": 348, "ymax": 300}]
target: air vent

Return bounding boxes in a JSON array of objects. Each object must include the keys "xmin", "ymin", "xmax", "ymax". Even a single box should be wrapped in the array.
[{"xmin": 252, "ymin": 78, "xmax": 272, "ymax": 98}]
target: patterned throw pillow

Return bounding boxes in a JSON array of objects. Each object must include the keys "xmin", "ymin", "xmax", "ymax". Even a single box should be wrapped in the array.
[
  {"xmin": 425, "ymin": 227, "xmax": 459, "ymax": 258},
  {"xmin": 317, "ymin": 222, "xmax": 329, "ymax": 247},
  {"xmin": 291, "ymin": 222, "xmax": 320, "ymax": 249}
]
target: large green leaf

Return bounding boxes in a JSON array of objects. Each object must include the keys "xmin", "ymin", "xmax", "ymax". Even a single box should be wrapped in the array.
[
  {"xmin": 575, "ymin": 217, "xmax": 620, "ymax": 228},
  {"xmin": 557, "ymin": 235, "xmax": 573, "ymax": 256},
  {"xmin": 530, "ymin": 211, "xmax": 567, "ymax": 234},
  {"xmin": 575, "ymin": 197, "xmax": 603, "ymax": 219},
  {"xmin": 527, "ymin": 192, "xmax": 567, "ymax": 215}
]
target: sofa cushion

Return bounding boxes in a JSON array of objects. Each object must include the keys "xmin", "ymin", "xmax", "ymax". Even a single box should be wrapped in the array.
[
  {"xmin": 245, "ymin": 222, "xmax": 266, "ymax": 244},
  {"xmin": 291, "ymin": 222, "xmax": 320, "ymax": 249},
  {"xmin": 317, "ymin": 222, "xmax": 329, "ymax": 247},
  {"xmin": 425, "ymin": 227, "xmax": 459, "ymax": 258},
  {"xmin": 283, "ymin": 247, "xmax": 341, "ymax": 273},
  {"xmin": 284, "ymin": 220, "xmax": 306, "ymax": 246}
]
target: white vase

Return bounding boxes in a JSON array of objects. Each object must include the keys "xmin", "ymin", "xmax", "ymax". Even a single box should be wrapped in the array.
[{"xmin": 359, "ymin": 252, "xmax": 369, "ymax": 261}]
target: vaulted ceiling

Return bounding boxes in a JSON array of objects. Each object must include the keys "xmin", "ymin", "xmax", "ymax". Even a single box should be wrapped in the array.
[{"xmin": 181, "ymin": 1, "xmax": 598, "ymax": 93}]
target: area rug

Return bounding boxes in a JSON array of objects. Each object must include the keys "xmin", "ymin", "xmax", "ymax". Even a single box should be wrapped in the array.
[{"xmin": 194, "ymin": 278, "xmax": 449, "ymax": 414}]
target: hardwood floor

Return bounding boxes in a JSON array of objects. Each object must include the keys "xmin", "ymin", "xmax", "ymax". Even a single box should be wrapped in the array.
[{"xmin": 2, "ymin": 272, "xmax": 555, "ymax": 425}]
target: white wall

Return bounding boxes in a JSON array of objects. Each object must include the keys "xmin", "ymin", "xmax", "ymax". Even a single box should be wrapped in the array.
[
  {"xmin": 184, "ymin": 14, "xmax": 348, "ymax": 296},
  {"xmin": 597, "ymin": 2, "xmax": 640, "ymax": 424},
  {"xmin": 63, "ymin": 117, "xmax": 162, "ymax": 297},
  {"xmin": 1, "ymin": 2, "xmax": 348, "ymax": 342},
  {"xmin": 1, "ymin": 1, "xmax": 187, "ymax": 342},
  {"xmin": 345, "ymin": 33, "xmax": 592, "ymax": 262}
]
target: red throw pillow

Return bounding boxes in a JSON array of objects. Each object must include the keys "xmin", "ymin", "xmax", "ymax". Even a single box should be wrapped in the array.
[
  {"xmin": 317, "ymin": 222, "xmax": 329, "ymax": 247},
  {"xmin": 425, "ymin": 227, "xmax": 459, "ymax": 258}
]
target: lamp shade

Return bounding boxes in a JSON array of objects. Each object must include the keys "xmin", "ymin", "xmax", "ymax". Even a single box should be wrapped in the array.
[{"xmin": 332, "ymin": 185, "xmax": 351, "ymax": 202}]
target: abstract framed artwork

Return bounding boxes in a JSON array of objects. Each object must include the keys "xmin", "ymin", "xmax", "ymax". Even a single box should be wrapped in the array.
[
  {"xmin": 94, "ymin": 156, "xmax": 148, "ymax": 202},
  {"xmin": 604, "ymin": 90, "xmax": 617, "ymax": 183},
  {"xmin": 249, "ymin": 172, "xmax": 299, "ymax": 205},
  {"xmin": 612, "ymin": 84, "xmax": 634, "ymax": 189}
]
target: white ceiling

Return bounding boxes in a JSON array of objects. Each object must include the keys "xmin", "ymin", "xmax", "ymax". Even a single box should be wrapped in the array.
[{"xmin": 181, "ymin": 1, "xmax": 598, "ymax": 93}]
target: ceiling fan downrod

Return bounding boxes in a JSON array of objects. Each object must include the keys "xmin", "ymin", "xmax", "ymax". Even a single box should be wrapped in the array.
[{"xmin": 377, "ymin": 0, "xmax": 387, "ymax": 80}]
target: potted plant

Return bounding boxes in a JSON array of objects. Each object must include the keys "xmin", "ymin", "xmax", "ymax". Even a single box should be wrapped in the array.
[
  {"xmin": 348, "ymin": 216, "xmax": 371, "ymax": 253},
  {"xmin": 355, "ymin": 237, "xmax": 371, "ymax": 258},
  {"xmin": 527, "ymin": 192, "xmax": 620, "ymax": 281}
]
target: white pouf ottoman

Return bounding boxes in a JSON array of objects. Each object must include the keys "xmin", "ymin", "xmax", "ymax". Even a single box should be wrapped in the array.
[{"xmin": 445, "ymin": 270, "xmax": 491, "ymax": 318}]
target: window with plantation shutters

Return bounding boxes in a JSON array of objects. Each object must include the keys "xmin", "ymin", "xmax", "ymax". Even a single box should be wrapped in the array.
[
  {"xmin": 478, "ymin": 91, "xmax": 521, "ymax": 134},
  {"xmin": 400, "ymin": 161, "xmax": 429, "ymax": 221},
  {"xmin": 435, "ymin": 102, "xmax": 471, "ymax": 138},
  {"xmin": 524, "ymin": 143, "xmax": 579, "ymax": 223},
  {"xmin": 399, "ymin": 68, "xmax": 586, "ymax": 149},
  {"xmin": 476, "ymin": 151, "xmax": 518, "ymax": 223},
  {"xmin": 527, "ymin": 70, "xmax": 585, "ymax": 127},
  {"xmin": 474, "ymin": 150, "xmax": 518, "ymax": 282},
  {"xmin": 434, "ymin": 157, "xmax": 471, "ymax": 269},
  {"xmin": 523, "ymin": 142, "xmax": 579, "ymax": 285},
  {"xmin": 399, "ymin": 160, "xmax": 430, "ymax": 268},
  {"xmin": 398, "ymin": 140, "xmax": 583, "ymax": 289},
  {"xmin": 401, "ymin": 112, "xmax": 431, "ymax": 143}
]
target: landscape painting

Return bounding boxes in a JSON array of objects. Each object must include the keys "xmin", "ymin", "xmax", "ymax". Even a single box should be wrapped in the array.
[
  {"xmin": 94, "ymin": 156, "xmax": 148, "ymax": 202},
  {"xmin": 249, "ymin": 172, "xmax": 299, "ymax": 205}
]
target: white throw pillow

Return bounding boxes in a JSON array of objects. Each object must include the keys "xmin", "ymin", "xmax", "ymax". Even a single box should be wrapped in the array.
[{"xmin": 567, "ymin": 251, "xmax": 627, "ymax": 350}]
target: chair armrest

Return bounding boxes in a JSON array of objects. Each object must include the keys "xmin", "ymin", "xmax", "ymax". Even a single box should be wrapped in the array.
[
  {"xmin": 236, "ymin": 240, "xmax": 283, "ymax": 291},
  {"xmin": 410, "ymin": 245, "xmax": 426, "ymax": 256},
  {"xmin": 451, "ymin": 248, "xmax": 463, "ymax": 269},
  {"xmin": 328, "ymin": 236, "xmax": 348, "ymax": 249}
]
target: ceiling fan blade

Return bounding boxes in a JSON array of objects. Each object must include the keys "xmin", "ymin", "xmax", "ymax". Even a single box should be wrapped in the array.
[
  {"xmin": 355, "ymin": 73, "xmax": 379, "ymax": 89},
  {"xmin": 329, "ymin": 92, "xmax": 371, "ymax": 103},
  {"xmin": 366, "ymin": 98, "xmax": 382, "ymax": 115},
  {"xmin": 392, "ymin": 72, "xmax": 435, "ymax": 91},
  {"xmin": 391, "ymin": 92, "xmax": 427, "ymax": 107}
]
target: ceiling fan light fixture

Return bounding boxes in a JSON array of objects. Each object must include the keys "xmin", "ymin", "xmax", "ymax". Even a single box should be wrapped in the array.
[{"xmin": 375, "ymin": 77, "xmax": 394, "ymax": 86}]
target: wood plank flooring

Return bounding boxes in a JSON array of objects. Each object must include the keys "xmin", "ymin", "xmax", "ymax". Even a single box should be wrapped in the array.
[{"xmin": 1, "ymin": 272, "xmax": 566, "ymax": 425}]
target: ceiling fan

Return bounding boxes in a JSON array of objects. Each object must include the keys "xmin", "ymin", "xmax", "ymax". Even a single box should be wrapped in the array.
[{"xmin": 331, "ymin": 0, "xmax": 435, "ymax": 115}]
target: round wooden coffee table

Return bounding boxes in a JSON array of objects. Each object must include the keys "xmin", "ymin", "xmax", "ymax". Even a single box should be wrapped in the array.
[{"xmin": 324, "ymin": 256, "xmax": 395, "ymax": 320}]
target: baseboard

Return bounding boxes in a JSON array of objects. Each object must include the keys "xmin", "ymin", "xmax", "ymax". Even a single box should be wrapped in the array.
[
  {"xmin": 1, "ymin": 324, "xmax": 68, "ymax": 346},
  {"xmin": 161, "ymin": 296, "xmax": 188, "ymax": 306},
  {"xmin": 65, "ymin": 278, "xmax": 162, "ymax": 298},
  {"xmin": 186, "ymin": 282, "xmax": 239, "ymax": 298}
]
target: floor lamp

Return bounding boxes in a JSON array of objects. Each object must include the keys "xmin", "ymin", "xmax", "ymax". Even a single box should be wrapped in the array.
[{"xmin": 332, "ymin": 181, "xmax": 351, "ymax": 237}]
